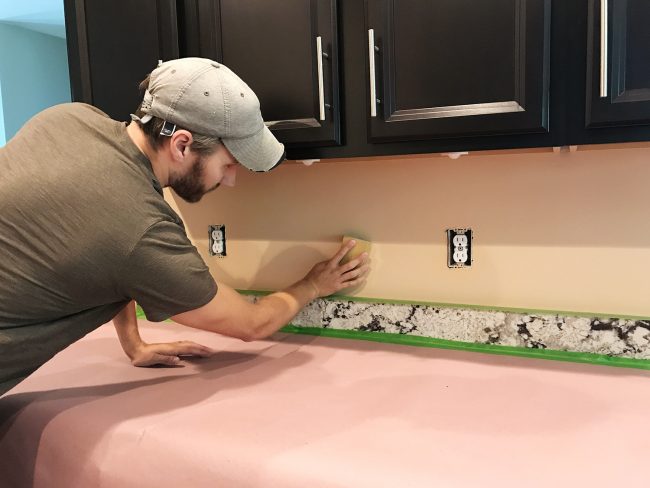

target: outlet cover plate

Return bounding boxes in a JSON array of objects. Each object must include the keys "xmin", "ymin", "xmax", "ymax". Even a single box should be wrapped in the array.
[
  {"xmin": 447, "ymin": 228, "xmax": 473, "ymax": 268},
  {"xmin": 209, "ymin": 224, "xmax": 226, "ymax": 257}
]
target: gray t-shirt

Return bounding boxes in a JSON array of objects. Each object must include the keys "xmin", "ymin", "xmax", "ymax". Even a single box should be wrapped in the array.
[{"xmin": 0, "ymin": 103, "xmax": 217, "ymax": 395}]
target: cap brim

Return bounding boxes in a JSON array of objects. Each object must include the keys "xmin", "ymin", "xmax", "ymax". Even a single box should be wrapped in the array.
[{"xmin": 222, "ymin": 125, "xmax": 286, "ymax": 172}]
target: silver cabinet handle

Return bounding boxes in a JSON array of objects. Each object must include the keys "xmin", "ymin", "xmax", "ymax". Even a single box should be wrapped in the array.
[
  {"xmin": 600, "ymin": 0, "xmax": 608, "ymax": 98},
  {"xmin": 316, "ymin": 36, "xmax": 326, "ymax": 121},
  {"xmin": 368, "ymin": 29, "xmax": 377, "ymax": 117}
]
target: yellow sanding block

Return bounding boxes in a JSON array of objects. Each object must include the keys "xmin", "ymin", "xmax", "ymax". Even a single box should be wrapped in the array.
[{"xmin": 340, "ymin": 235, "xmax": 371, "ymax": 265}]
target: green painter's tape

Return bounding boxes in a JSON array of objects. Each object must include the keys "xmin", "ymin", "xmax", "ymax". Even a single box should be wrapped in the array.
[
  {"xmin": 135, "ymin": 306, "xmax": 147, "ymax": 319},
  {"xmin": 137, "ymin": 294, "xmax": 650, "ymax": 370},
  {"xmin": 237, "ymin": 289, "xmax": 650, "ymax": 321},
  {"xmin": 280, "ymin": 325, "xmax": 650, "ymax": 371}
]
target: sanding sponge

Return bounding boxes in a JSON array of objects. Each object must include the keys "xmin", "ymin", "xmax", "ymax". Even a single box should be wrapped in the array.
[{"xmin": 340, "ymin": 235, "xmax": 372, "ymax": 265}]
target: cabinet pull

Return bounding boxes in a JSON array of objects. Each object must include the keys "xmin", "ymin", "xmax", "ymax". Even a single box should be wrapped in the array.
[
  {"xmin": 368, "ymin": 29, "xmax": 378, "ymax": 117},
  {"xmin": 317, "ymin": 36, "xmax": 326, "ymax": 121},
  {"xmin": 600, "ymin": 0, "xmax": 608, "ymax": 98}
]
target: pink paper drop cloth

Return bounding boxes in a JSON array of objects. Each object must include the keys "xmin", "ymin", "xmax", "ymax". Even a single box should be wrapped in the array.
[{"xmin": 1, "ymin": 319, "xmax": 650, "ymax": 488}]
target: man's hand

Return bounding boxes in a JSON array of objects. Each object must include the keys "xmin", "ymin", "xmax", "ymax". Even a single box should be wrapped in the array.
[
  {"xmin": 113, "ymin": 300, "xmax": 215, "ymax": 367},
  {"xmin": 302, "ymin": 240, "xmax": 371, "ymax": 298},
  {"xmin": 171, "ymin": 240, "xmax": 372, "ymax": 343},
  {"xmin": 128, "ymin": 341, "xmax": 215, "ymax": 367}
]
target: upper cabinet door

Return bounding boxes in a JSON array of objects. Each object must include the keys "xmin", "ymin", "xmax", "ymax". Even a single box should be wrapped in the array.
[
  {"xmin": 586, "ymin": 0, "xmax": 650, "ymax": 128},
  {"xmin": 65, "ymin": 0, "xmax": 179, "ymax": 121},
  {"xmin": 365, "ymin": 0, "xmax": 551, "ymax": 143},
  {"xmin": 188, "ymin": 0, "xmax": 340, "ymax": 147}
]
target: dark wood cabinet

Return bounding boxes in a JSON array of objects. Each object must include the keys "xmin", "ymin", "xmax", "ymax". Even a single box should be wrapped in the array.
[
  {"xmin": 63, "ymin": 0, "xmax": 650, "ymax": 160},
  {"xmin": 586, "ymin": 0, "xmax": 650, "ymax": 128},
  {"xmin": 564, "ymin": 0, "xmax": 650, "ymax": 145},
  {"xmin": 64, "ymin": 0, "xmax": 179, "ymax": 122},
  {"xmin": 290, "ymin": 0, "xmax": 565, "ymax": 159},
  {"xmin": 182, "ymin": 0, "xmax": 341, "ymax": 147},
  {"xmin": 566, "ymin": 0, "xmax": 650, "ymax": 145},
  {"xmin": 366, "ymin": 0, "xmax": 551, "ymax": 142}
]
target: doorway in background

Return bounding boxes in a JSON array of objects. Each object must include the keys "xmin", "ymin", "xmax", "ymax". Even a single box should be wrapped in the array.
[{"xmin": 0, "ymin": 0, "xmax": 70, "ymax": 146}]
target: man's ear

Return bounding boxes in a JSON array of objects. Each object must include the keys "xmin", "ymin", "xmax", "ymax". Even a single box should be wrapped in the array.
[{"xmin": 168, "ymin": 130, "xmax": 194, "ymax": 163}]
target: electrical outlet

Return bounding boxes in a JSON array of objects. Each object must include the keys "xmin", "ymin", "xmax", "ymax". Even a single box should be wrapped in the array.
[
  {"xmin": 447, "ymin": 228, "xmax": 473, "ymax": 268},
  {"xmin": 209, "ymin": 225, "xmax": 226, "ymax": 257}
]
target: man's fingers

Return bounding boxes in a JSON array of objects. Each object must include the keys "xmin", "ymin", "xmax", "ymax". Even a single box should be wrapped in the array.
[
  {"xmin": 330, "ymin": 240, "xmax": 357, "ymax": 265},
  {"xmin": 342, "ymin": 264, "xmax": 370, "ymax": 282},
  {"xmin": 340, "ymin": 254, "xmax": 369, "ymax": 273},
  {"xmin": 173, "ymin": 341, "xmax": 215, "ymax": 357},
  {"xmin": 341, "ymin": 277, "xmax": 367, "ymax": 289},
  {"xmin": 151, "ymin": 341, "xmax": 215, "ymax": 357},
  {"xmin": 133, "ymin": 353, "xmax": 182, "ymax": 367},
  {"xmin": 154, "ymin": 354, "xmax": 182, "ymax": 366}
]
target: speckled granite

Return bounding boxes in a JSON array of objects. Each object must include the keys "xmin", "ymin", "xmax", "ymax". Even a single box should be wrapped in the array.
[{"xmin": 245, "ymin": 295, "xmax": 650, "ymax": 359}]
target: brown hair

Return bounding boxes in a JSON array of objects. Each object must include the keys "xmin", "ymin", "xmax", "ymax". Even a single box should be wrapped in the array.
[{"xmin": 132, "ymin": 75, "xmax": 222, "ymax": 157}]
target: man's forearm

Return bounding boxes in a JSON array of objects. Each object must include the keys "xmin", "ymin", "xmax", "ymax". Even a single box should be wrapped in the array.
[
  {"xmin": 112, "ymin": 300, "xmax": 143, "ymax": 359},
  {"xmin": 250, "ymin": 279, "xmax": 318, "ymax": 340},
  {"xmin": 171, "ymin": 240, "xmax": 368, "ymax": 342}
]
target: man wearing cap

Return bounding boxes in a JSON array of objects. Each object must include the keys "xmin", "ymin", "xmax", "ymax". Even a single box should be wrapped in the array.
[{"xmin": 0, "ymin": 58, "xmax": 370, "ymax": 396}]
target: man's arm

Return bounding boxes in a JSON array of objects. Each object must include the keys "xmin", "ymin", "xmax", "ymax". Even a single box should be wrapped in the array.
[
  {"xmin": 172, "ymin": 240, "xmax": 370, "ymax": 341},
  {"xmin": 113, "ymin": 300, "xmax": 215, "ymax": 366},
  {"xmin": 112, "ymin": 300, "xmax": 145, "ymax": 359}
]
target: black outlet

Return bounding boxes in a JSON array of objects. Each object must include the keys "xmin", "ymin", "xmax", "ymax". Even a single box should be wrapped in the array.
[
  {"xmin": 447, "ymin": 228, "xmax": 473, "ymax": 268},
  {"xmin": 209, "ymin": 225, "xmax": 226, "ymax": 257}
]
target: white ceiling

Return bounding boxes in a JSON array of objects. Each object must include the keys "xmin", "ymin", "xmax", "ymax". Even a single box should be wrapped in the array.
[{"xmin": 0, "ymin": 0, "xmax": 66, "ymax": 38}]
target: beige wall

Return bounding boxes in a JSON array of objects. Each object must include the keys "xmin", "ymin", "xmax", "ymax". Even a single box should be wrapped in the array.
[{"xmin": 166, "ymin": 144, "xmax": 650, "ymax": 317}]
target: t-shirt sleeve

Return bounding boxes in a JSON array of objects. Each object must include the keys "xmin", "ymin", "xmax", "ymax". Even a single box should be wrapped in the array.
[{"xmin": 120, "ymin": 220, "xmax": 218, "ymax": 321}]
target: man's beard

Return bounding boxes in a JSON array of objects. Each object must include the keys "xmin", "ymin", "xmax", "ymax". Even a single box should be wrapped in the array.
[{"xmin": 170, "ymin": 155, "xmax": 216, "ymax": 203}]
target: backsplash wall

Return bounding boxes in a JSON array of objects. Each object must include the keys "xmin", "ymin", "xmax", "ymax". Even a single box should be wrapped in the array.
[{"xmin": 165, "ymin": 145, "xmax": 650, "ymax": 318}]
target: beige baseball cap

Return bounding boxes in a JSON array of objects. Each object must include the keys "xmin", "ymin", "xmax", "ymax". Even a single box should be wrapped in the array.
[{"xmin": 135, "ymin": 57, "xmax": 285, "ymax": 172}]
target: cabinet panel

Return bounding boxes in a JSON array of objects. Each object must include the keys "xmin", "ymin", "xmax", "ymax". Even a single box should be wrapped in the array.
[
  {"xmin": 221, "ymin": 2, "xmax": 314, "ymax": 123},
  {"xmin": 65, "ymin": 0, "xmax": 178, "ymax": 122},
  {"xmin": 366, "ymin": 0, "xmax": 551, "ymax": 142},
  {"xmin": 586, "ymin": 0, "xmax": 650, "ymax": 128},
  {"xmin": 188, "ymin": 0, "xmax": 340, "ymax": 147},
  {"xmin": 392, "ymin": 1, "xmax": 517, "ymax": 111}
]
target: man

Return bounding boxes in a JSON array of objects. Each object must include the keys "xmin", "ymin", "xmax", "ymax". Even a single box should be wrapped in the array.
[{"xmin": 0, "ymin": 57, "xmax": 370, "ymax": 396}]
